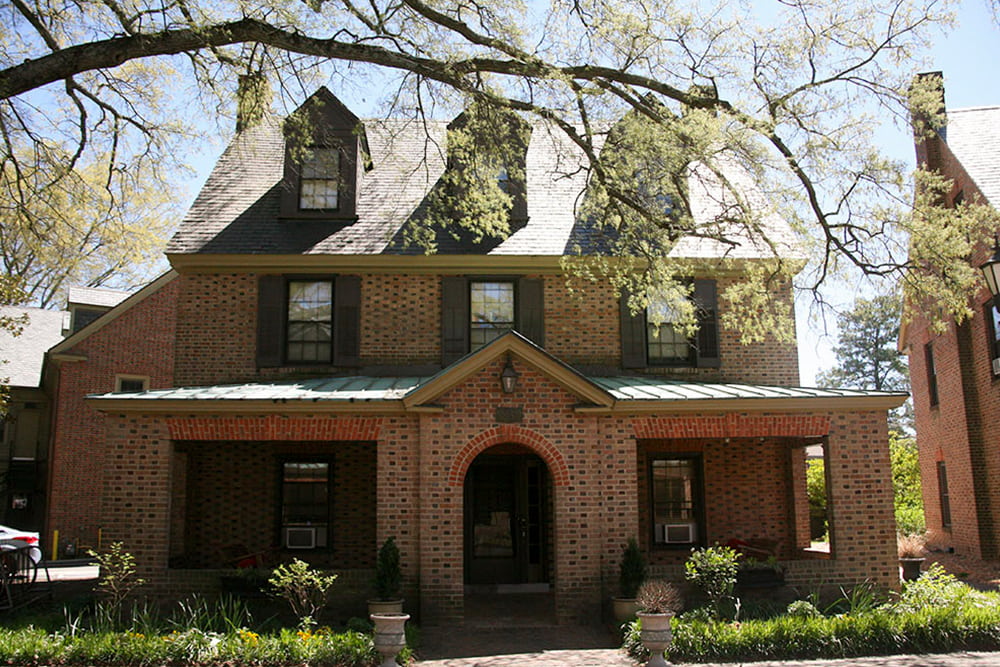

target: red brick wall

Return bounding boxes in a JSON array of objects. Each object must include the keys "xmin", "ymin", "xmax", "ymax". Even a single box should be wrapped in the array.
[
  {"xmin": 907, "ymin": 127, "xmax": 1000, "ymax": 559},
  {"xmin": 172, "ymin": 272, "xmax": 799, "ymax": 387},
  {"xmin": 46, "ymin": 277, "xmax": 179, "ymax": 554},
  {"xmin": 634, "ymin": 410, "xmax": 897, "ymax": 590},
  {"xmin": 637, "ymin": 438, "xmax": 797, "ymax": 564},
  {"xmin": 175, "ymin": 440, "xmax": 375, "ymax": 569}
]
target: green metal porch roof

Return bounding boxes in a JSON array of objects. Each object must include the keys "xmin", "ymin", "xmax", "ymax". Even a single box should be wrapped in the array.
[
  {"xmin": 589, "ymin": 377, "xmax": 903, "ymax": 402},
  {"xmin": 88, "ymin": 375, "xmax": 904, "ymax": 404}
]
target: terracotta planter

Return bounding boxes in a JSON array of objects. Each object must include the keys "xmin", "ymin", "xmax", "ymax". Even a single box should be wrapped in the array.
[
  {"xmin": 636, "ymin": 611, "xmax": 673, "ymax": 667},
  {"xmin": 899, "ymin": 557, "xmax": 925, "ymax": 582},
  {"xmin": 612, "ymin": 597, "xmax": 639, "ymax": 625},
  {"xmin": 368, "ymin": 598, "xmax": 404, "ymax": 615},
  {"xmin": 370, "ymin": 612, "xmax": 409, "ymax": 667}
]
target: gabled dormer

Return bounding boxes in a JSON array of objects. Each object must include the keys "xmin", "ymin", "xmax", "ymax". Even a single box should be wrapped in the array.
[
  {"xmin": 279, "ymin": 87, "xmax": 371, "ymax": 223},
  {"xmin": 438, "ymin": 104, "xmax": 532, "ymax": 235}
]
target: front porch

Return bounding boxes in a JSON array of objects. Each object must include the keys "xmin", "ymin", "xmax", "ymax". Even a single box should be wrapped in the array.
[{"xmin": 88, "ymin": 336, "xmax": 905, "ymax": 625}]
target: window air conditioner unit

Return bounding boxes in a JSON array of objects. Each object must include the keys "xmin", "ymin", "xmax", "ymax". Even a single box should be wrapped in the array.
[
  {"xmin": 284, "ymin": 527, "xmax": 317, "ymax": 549},
  {"xmin": 992, "ymin": 357, "xmax": 1000, "ymax": 376},
  {"xmin": 656, "ymin": 522, "xmax": 697, "ymax": 544}
]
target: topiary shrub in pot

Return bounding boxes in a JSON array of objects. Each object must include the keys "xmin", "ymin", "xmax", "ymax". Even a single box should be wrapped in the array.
[
  {"xmin": 369, "ymin": 537, "xmax": 404, "ymax": 615},
  {"xmin": 613, "ymin": 538, "xmax": 647, "ymax": 625}
]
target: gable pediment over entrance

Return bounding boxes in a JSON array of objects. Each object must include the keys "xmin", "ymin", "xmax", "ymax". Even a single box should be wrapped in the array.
[{"xmin": 401, "ymin": 331, "xmax": 613, "ymax": 409}]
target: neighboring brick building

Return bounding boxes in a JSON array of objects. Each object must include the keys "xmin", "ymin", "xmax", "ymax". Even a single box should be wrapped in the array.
[
  {"xmin": 46, "ymin": 87, "xmax": 905, "ymax": 624},
  {"xmin": 45, "ymin": 273, "xmax": 178, "ymax": 556},
  {"xmin": 0, "ymin": 305, "xmax": 66, "ymax": 531},
  {"xmin": 903, "ymin": 75, "xmax": 1000, "ymax": 561}
]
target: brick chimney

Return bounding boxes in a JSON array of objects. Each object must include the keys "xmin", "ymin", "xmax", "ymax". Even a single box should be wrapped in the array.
[
  {"xmin": 236, "ymin": 73, "xmax": 272, "ymax": 133},
  {"xmin": 912, "ymin": 71, "xmax": 946, "ymax": 171}
]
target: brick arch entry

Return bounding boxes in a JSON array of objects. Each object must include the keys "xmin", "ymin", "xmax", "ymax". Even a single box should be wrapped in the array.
[{"xmin": 446, "ymin": 425, "xmax": 569, "ymax": 488}]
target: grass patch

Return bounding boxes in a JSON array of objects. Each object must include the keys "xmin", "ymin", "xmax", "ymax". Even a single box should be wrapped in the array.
[{"xmin": 625, "ymin": 565, "xmax": 1000, "ymax": 663}]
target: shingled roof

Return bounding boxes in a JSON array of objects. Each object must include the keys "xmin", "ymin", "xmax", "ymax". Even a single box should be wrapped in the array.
[
  {"xmin": 167, "ymin": 91, "xmax": 800, "ymax": 260},
  {"xmin": 0, "ymin": 306, "xmax": 66, "ymax": 389},
  {"xmin": 946, "ymin": 106, "xmax": 1000, "ymax": 207}
]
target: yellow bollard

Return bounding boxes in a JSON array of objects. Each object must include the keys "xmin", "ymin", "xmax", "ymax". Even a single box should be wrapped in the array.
[
  {"xmin": 51, "ymin": 530, "xmax": 59, "ymax": 561},
  {"xmin": 97, "ymin": 527, "xmax": 102, "ymax": 552}
]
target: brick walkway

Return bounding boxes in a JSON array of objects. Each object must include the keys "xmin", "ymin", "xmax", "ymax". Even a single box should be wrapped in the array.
[
  {"xmin": 417, "ymin": 646, "xmax": 1000, "ymax": 667},
  {"xmin": 416, "ymin": 625, "xmax": 1000, "ymax": 667}
]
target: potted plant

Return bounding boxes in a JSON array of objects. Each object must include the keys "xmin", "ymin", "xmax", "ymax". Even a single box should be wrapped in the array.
[
  {"xmin": 612, "ymin": 538, "xmax": 646, "ymax": 624},
  {"xmin": 635, "ymin": 579, "xmax": 683, "ymax": 667},
  {"xmin": 368, "ymin": 537, "xmax": 404, "ymax": 614},
  {"xmin": 370, "ymin": 611, "xmax": 410, "ymax": 667},
  {"xmin": 898, "ymin": 532, "xmax": 927, "ymax": 582}
]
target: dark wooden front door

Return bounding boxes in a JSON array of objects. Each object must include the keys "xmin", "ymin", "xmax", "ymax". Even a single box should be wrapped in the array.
[{"xmin": 464, "ymin": 453, "xmax": 547, "ymax": 585}]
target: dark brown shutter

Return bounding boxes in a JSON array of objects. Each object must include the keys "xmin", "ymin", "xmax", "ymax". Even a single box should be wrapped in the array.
[
  {"xmin": 257, "ymin": 275, "xmax": 285, "ymax": 367},
  {"xmin": 517, "ymin": 278, "xmax": 545, "ymax": 346},
  {"xmin": 694, "ymin": 279, "xmax": 720, "ymax": 368},
  {"xmin": 441, "ymin": 277, "xmax": 469, "ymax": 366},
  {"xmin": 279, "ymin": 143, "xmax": 300, "ymax": 218},
  {"xmin": 620, "ymin": 293, "xmax": 647, "ymax": 369},
  {"xmin": 333, "ymin": 275, "xmax": 361, "ymax": 367}
]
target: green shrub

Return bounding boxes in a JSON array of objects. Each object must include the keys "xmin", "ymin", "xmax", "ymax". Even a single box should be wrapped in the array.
[
  {"xmin": 684, "ymin": 545, "xmax": 739, "ymax": 618},
  {"xmin": 87, "ymin": 542, "xmax": 146, "ymax": 630},
  {"xmin": 618, "ymin": 538, "xmax": 646, "ymax": 599},
  {"xmin": 786, "ymin": 600, "xmax": 821, "ymax": 618},
  {"xmin": 891, "ymin": 434, "xmax": 926, "ymax": 535},
  {"xmin": 268, "ymin": 558, "xmax": 338, "ymax": 629},
  {"xmin": 647, "ymin": 578, "xmax": 1000, "ymax": 663},
  {"xmin": 374, "ymin": 537, "xmax": 402, "ymax": 600},
  {"xmin": 892, "ymin": 563, "xmax": 989, "ymax": 614}
]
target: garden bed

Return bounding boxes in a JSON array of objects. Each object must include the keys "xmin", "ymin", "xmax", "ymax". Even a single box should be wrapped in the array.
[{"xmin": 625, "ymin": 564, "xmax": 1000, "ymax": 664}]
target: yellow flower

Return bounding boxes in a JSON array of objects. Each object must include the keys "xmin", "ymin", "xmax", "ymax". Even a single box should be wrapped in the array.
[{"xmin": 239, "ymin": 629, "xmax": 260, "ymax": 645}]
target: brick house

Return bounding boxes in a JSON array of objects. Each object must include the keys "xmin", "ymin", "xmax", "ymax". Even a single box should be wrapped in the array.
[
  {"xmin": 903, "ymin": 75, "xmax": 1000, "ymax": 561},
  {"xmin": 45, "ymin": 87, "xmax": 905, "ymax": 624},
  {"xmin": 0, "ymin": 304, "xmax": 65, "ymax": 531}
]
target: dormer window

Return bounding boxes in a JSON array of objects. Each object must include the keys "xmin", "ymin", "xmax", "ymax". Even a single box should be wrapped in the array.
[
  {"xmin": 299, "ymin": 148, "xmax": 341, "ymax": 211},
  {"xmin": 497, "ymin": 166, "xmax": 511, "ymax": 195},
  {"xmin": 279, "ymin": 87, "xmax": 369, "ymax": 222}
]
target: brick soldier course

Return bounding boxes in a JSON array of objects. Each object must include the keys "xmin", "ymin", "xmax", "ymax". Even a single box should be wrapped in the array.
[{"xmin": 44, "ymin": 86, "xmax": 906, "ymax": 625}]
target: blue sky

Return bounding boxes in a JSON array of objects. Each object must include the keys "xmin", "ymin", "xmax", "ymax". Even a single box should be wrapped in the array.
[{"xmin": 797, "ymin": 0, "xmax": 1000, "ymax": 385}]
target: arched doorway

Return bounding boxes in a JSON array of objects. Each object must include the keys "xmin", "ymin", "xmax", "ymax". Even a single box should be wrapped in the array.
[{"xmin": 463, "ymin": 444, "xmax": 551, "ymax": 586}]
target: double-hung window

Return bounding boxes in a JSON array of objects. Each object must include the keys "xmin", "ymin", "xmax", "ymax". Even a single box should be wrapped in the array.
[
  {"xmin": 440, "ymin": 277, "xmax": 544, "ymax": 365},
  {"xmin": 650, "ymin": 456, "xmax": 702, "ymax": 546},
  {"xmin": 470, "ymin": 281, "xmax": 516, "ymax": 348},
  {"xmin": 925, "ymin": 342, "xmax": 939, "ymax": 407},
  {"xmin": 299, "ymin": 147, "xmax": 341, "ymax": 211},
  {"xmin": 286, "ymin": 280, "xmax": 333, "ymax": 363},
  {"xmin": 937, "ymin": 461, "xmax": 952, "ymax": 529},
  {"xmin": 281, "ymin": 460, "xmax": 331, "ymax": 550},
  {"xmin": 620, "ymin": 279, "xmax": 719, "ymax": 369},
  {"xmin": 646, "ymin": 296, "xmax": 695, "ymax": 366},
  {"xmin": 257, "ymin": 275, "xmax": 361, "ymax": 368}
]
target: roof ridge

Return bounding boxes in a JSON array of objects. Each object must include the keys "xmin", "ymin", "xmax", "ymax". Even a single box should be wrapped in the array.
[{"xmin": 948, "ymin": 105, "xmax": 1000, "ymax": 114}]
